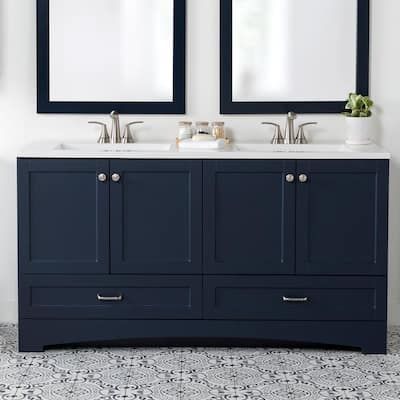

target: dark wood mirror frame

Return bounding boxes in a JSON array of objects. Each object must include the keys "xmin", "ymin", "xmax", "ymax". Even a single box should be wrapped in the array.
[
  {"xmin": 37, "ymin": 0, "xmax": 186, "ymax": 114},
  {"xmin": 220, "ymin": 0, "xmax": 370, "ymax": 114}
]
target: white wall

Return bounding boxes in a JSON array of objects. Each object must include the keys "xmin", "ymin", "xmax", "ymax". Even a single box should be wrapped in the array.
[{"xmin": 0, "ymin": 0, "xmax": 398, "ymax": 324}]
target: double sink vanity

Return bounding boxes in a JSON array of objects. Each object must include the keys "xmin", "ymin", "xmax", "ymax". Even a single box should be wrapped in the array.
[
  {"xmin": 17, "ymin": 140, "xmax": 390, "ymax": 354},
  {"xmin": 23, "ymin": 0, "xmax": 387, "ymax": 354}
]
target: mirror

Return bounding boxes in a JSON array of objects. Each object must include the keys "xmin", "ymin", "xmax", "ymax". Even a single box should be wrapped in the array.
[
  {"xmin": 37, "ymin": 0, "xmax": 186, "ymax": 114},
  {"xmin": 221, "ymin": 0, "xmax": 370, "ymax": 114}
]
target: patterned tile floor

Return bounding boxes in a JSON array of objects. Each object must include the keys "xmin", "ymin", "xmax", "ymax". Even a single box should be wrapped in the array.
[{"xmin": 0, "ymin": 325, "xmax": 399, "ymax": 400}]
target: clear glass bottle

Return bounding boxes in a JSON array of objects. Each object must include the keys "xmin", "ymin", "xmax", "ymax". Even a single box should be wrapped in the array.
[
  {"xmin": 195, "ymin": 121, "xmax": 211, "ymax": 135},
  {"xmin": 211, "ymin": 122, "xmax": 225, "ymax": 139},
  {"xmin": 178, "ymin": 121, "xmax": 193, "ymax": 140}
]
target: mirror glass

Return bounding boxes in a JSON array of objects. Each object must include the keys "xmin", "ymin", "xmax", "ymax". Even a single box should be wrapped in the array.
[
  {"xmin": 49, "ymin": 0, "xmax": 174, "ymax": 102},
  {"xmin": 232, "ymin": 0, "xmax": 357, "ymax": 102}
]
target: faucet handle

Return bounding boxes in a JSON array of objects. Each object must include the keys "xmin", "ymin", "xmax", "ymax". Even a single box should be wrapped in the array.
[
  {"xmin": 262, "ymin": 122, "xmax": 280, "ymax": 127},
  {"xmin": 262, "ymin": 122, "xmax": 284, "ymax": 144},
  {"xmin": 295, "ymin": 122, "xmax": 318, "ymax": 145},
  {"xmin": 299, "ymin": 122, "xmax": 318, "ymax": 128},
  {"xmin": 88, "ymin": 121, "xmax": 110, "ymax": 144},
  {"xmin": 122, "ymin": 121, "xmax": 144, "ymax": 144},
  {"xmin": 126, "ymin": 121, "xmax": 144, "ymax": 127}
]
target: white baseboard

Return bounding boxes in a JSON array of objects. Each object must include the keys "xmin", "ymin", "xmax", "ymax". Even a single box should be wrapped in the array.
[{"xmin": 0, "ymin": 300, "xmax": 17, "ymax": 324}]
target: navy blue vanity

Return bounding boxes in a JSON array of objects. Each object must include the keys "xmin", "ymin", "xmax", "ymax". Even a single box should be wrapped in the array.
[
  {"xmin": 17, "ymin": 156, "xmax": 389, "ymax": 353},
  {"xmin": 27, "ymin": 0, "xmax": 383, "ymax": 354}
]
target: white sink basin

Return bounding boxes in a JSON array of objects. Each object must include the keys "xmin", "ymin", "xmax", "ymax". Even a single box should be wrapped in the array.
[
  {"xmin": 235, "ymin": 144, "xmax": 351, "ymax": 153},
  {"xmin": 54, "ymin": 143, "xmax": 173, "ymax": 153}
]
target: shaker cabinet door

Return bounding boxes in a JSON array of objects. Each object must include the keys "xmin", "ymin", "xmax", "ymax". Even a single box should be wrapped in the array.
[
  {"xmin": 18, "ymin": 159, "xmax": 110, "ymax": 274},
  {"xmin": 203, "ymin": 160, "xmax": 296, "ymax": 274},
  {"xmin": 110, "ymin": 160, "xmax": 202, "ymax": 274},
  {"xmin": 296, "ymin": 160, "xmax": 389, "ymax": 275}
]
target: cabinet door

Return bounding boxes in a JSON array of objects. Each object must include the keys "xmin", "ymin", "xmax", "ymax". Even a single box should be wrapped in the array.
[
  {"xmin": 296, "ymin": 160, "xmax": 389, "ymax": 275},
  {"xmin": 110, "ymin": 160, "xmax": 202, "ymax": 274},
  {"xmin": 204, "ymin": 160, "xmax": 296, "ymax": 274},
  {"xmin": 18, "ymin": 159, "xmax": 109, "ymax": 274}
]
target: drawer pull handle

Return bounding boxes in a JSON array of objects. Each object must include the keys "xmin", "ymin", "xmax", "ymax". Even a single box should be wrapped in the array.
[
  {"xmin": 97, "ymin": 294, "xmax": 123, "ymax": 302},
  {"xmin": 282, "ymin": 296, "xmax": 309, "ymax": 303}
]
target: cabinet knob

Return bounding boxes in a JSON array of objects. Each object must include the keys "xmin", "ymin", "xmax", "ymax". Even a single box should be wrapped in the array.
[
  {"xmin": 111, "ymin": 173, "xmax": 121, "ymax": 182},
  {"xmin": 98, "ymin": 173, "xmax": 107, "ymax": 182},
  {"xmin": 299, "ymin": 174, "xmax": 308, "ymax": 183},
  {"xmin": 285, "ymin": 174, "xmax": 295, "ymax": 183}
]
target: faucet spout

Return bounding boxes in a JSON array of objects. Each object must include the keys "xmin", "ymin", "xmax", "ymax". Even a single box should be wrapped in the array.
[
  {"xmin": 284, "ymin": 112, "xmax": 297, "ymax": 144},
  {"xmin": 110, "ymin": 110, "xmax": 122, "ymax": 144}
]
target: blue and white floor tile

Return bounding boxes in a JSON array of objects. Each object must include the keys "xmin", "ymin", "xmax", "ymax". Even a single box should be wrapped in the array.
[{"xmin": 0, "ymin": 324, "xmax": 399, "ymax": 399}]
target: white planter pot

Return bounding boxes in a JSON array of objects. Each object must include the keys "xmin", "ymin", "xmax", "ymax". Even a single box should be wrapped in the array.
[{"xmin": 345, "ymin": 117, "xmax": 373, "ymax": 145}]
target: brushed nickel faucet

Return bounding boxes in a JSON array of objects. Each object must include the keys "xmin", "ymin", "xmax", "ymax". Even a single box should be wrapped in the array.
[
  {"xmin": 89, "ymin": 111, "xmax": 143, "ymax": 144},
  {"xmin": 262, "ymin": 112, "xmax": 317, "ymax": 144}
]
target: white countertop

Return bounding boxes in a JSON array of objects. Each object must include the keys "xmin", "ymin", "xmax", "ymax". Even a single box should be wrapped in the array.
[{"xmin": 17, "ymin": 141, "xmax": 391, "ymax": 160}]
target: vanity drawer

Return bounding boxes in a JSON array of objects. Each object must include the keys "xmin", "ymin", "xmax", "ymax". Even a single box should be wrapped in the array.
[
  {"xmin": 204, "ymin": 276, "xmax": 386, "ymax": 321},
  {"xmin": 21, "ymin": 276, "xmax": 201, "ymax": 319}
]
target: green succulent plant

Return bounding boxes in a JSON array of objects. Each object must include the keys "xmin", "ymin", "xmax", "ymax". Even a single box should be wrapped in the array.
[{"xmin": 343, "ymin": 93, "xmax": 374, "ymax": 117}]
